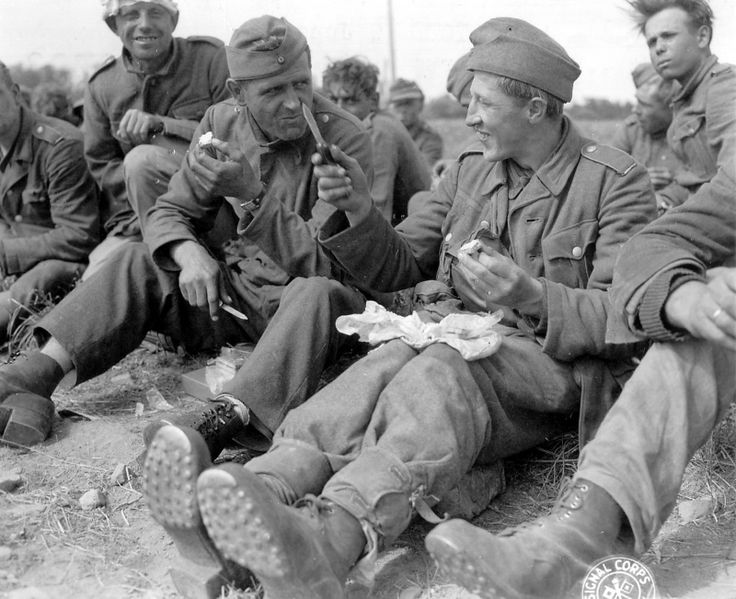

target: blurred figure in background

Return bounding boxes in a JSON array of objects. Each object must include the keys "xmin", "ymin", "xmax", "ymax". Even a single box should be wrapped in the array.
[
  {"xmin": 0, "ymin": 63, "xmax": 99, "ymax": 345},
  {"xmin": 611, "ymin": 63, "xmax": 683, "ymax": 214},
  {"xmin": 30, "ymin": 83, "xmax": 81, "ymax": 126},
  {"xmin": 323, "ymin": 57, "xmax": 430, "ymax": 224},
  {"xmin": 388, "ymin": 78, "xmax": 444, "ymax": 167}
]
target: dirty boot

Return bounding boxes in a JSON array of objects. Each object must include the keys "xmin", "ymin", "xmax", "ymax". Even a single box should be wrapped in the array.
[
  {"xmin": 425, "ymin": 478, "xmax": 624, "ymax": 599},
  {"xmin": 143, "ymin": 393, "xmax": 250, "ymax": 459},
  {"xmin": 197, "ymin": 464, "xmax": 366, "ymax": 599},
  {"xmin": 143, "ymin": 425, "xmax": 255, "ymax": 599},
  {"xmin": 0, "ymin": 351, "xmax": 63, "ymax": 446}
]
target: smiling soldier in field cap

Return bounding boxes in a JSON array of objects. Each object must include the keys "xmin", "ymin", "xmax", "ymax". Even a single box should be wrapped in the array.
[
  {"xmin": 83, "ymin": 0, "xmax": 230, "ymax": 279},
  {"xmin": 128, "ymin": 17, "xmax": 658, "ymax": 599},
  {"xmin": 0, "ymin": 14, "xmax": 374, "ymax": 598}
]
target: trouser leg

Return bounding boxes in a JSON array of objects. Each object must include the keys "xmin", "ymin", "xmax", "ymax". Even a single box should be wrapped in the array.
[
  {"xmin": 576, "ymin": 340, "xmax": 736, "ymax": 553},
  {"xmin": 35, "ymin": 242, "xmax": 243, "ymax": 384},
  {"xmin": 221, "ymin": 276, "xmax": 366, "ymax": 435},
  {"xmin": 123, "ymin": 144, "xmax": 181, "ymax": 234}
]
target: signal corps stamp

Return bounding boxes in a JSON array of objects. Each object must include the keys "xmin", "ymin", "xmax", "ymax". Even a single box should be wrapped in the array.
[{"xmin": 581, "ymin": 555, "xmax": 657, "ymax": 599}]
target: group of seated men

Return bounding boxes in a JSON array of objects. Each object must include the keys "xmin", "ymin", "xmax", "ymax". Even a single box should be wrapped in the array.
[{"xmin": 0, "ymin": 0, "xmax": 733, "ymax": 598}]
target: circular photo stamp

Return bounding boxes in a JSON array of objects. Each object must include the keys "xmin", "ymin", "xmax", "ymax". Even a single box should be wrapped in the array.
[{"xmin": 581, "ymin": 555, "xmax": 658, "ymax": 599}]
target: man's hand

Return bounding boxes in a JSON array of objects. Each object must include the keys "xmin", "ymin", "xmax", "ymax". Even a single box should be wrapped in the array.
[
  {"xmin": 312, "ymin": 145, "xmax": 372, "ymax": 226},
  {"xmin": 170, "ymin": 240, "xmax": 231, "ymax": 321},
  {"xmin": 117, "ymin": 108, "xmax": 164, "ymax": 146},
  {"xmin": 664, "ymin": 266, "xmax": 736, "ymax": 350},
  {"xmin": 187, "ymin": 138, "xmax": 261, "ymax": 200},
  {"xmin": 456, "ymin": 242, "xmax": 544, "ymax": 317}
]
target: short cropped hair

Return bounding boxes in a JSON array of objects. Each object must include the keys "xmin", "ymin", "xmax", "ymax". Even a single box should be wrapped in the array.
[
  {"xmin": 496, "ymin": 76, "xmax": 564, "ymax": 118},
  {"xmin": 627, "ymin": 0, "xmax": 714, "ymax": 37},
  {"xmin": 323, "ymin": 57, "xmax": 380, "ymax": 98}
]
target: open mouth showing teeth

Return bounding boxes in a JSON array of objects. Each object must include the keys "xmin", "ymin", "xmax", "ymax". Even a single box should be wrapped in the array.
[{"xmin": 135, "ymin": 36, "xmax": 159, "ymax": 42}]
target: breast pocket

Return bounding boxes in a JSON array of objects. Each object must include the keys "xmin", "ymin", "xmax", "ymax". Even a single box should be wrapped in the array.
[
  {"xmin": 541, "ymin": 219, "xmax": 598, "ymax": 288},
  {"xmin": 171, "ymin": 97, "xmax": 212, "ymax": 121},
  {"xmin": 670, "ymin": 115, "xmax": 712, "ymax": 176}
]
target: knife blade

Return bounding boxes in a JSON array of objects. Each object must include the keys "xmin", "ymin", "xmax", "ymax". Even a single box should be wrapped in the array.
[
  {"xmin": 219, "ymin": 301, "xmax": 248, "ymax": 321},
  {"xmin": 301, "ymin": 102, "xmax": 335, "ymax": 164}
]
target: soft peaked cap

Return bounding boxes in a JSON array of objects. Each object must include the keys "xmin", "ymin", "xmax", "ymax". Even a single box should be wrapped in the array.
[
  {"xmin": 226, "ymin": 16, "xmax": 308, "ymax": 81},
  {"xmin": 467, "ymin": 17, "xmax": 580, "ymax": 103},
  {"xmin": 388, "ymin": 79, "xmax": 424, "ymax": 103}
]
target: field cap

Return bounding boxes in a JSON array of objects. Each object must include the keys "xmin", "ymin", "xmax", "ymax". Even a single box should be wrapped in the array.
[
  {"xmin": 631, "ymin": 62, "xmax": 659, "ymax": 89},
  {"xmin": 388, "ymin": 78, "xmax": 424, "ymax": 103},
  {"xmin": 446, "ymin": 51, "xmax": 473, "ymax": 104},
  {"xmin": 227, "ymin": 16, "xmax": 308, "ymax": 81},
  {"xmin": 103, "ymin": 0, "xmax": 179, "ymax": 32},
  {"xmin": 467, "ymin": 17, "xmax": 580, "ymax": 102}
]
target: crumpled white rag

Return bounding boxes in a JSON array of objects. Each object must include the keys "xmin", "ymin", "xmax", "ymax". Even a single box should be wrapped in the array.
[{"xmin": 335, "ymin": 301, "xmax": 503, "ymax": 361}]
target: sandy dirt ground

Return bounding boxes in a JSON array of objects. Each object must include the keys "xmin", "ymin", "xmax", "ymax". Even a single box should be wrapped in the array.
[{"xmin": 1, "ymin": 345, "xmax": 735, "ymax": 599}]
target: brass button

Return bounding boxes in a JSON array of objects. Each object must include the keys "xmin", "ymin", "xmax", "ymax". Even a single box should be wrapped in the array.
[
  {"xmin": 445, "ymin": 233, "xmax": 452, "ymax": 242},
  {"xmin": 14, "ymin": 214, "xmax": 22, "ymax": 222},
  {"xmin": 585, "ymin": 144, "xmax": 597, "ymax": 153},
  {"xmin": 572, "ymin": 246, "xmax": 583, "ymax": 258},
  {"xmin": 480, "ymin": 220, "xmax": 489, "ymax": 229}
]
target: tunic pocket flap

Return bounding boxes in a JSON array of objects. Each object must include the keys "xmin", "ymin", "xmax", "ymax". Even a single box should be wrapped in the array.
[{"xmin": 542, "ymin": 220, "xmax": 598, "ymax": 261}]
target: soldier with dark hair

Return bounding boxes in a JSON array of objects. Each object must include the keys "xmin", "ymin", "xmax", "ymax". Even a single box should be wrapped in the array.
[
  {"xmin": 30, "ymin": 83, "xmax": 80, "ymax": 126},
  {"xmin": 323, "ymin": 56, "xmax": 430, "ymax": 224}
]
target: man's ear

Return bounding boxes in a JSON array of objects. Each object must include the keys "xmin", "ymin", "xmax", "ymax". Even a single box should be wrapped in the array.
[
  {"xmin": 527, "ymin": 97, "xmax": 547, "ymax": 122},
  {"xmin": 226, "ymin": 79, "xmax": 246, "ymax": 105},
  {"xmin": 696, "ymin": 24, "xmax": 712, "ymax": 48}
]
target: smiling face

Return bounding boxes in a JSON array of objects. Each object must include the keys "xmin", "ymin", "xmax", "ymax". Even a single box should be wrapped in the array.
[
  {"xmin": 228, "ymin": 51, "xmax": 313, "ymax": 142},
  {"xmin": 644, "ymin": 6, "xmax": 710, "ymax": 85},
  {"xmin": 464, "ymin": 72, "xmax": 532, "ymax": 164},
  {"xmin": 114, "ymin": 2, "xmax": 176, "ymax": 69}
]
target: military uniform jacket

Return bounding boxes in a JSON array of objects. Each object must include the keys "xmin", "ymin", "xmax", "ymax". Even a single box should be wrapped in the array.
[
  {"xmin": 0, "ymin": 107, "xmax": 100, "ymax": 276},
  {"xmin": 658, "ymin": 56, "xmax": 736, "ymax": 208},
  {"xmin": 320, "ymin": 117, "xmax": 656, "ymax": 440},
  {"xmin": 611, "ymin": 115, "xmax": 684, "ymax": 192},
  {"xmin": 609, "ymin": 56, "xmax": 736, "ymax": 344},
  {"xmin": 145, "ymin": 93, "xmax": 373, "ymax": 322},
  {"xmin": 365, "ymin": 111, "xmax": 431, "ymax": 223},
  {"xmin": 406, "ymin": 119, "xmax": 444, "ymax": 166},
  {"xmin": 84, "ymin": 36, "xmax": 230, "ymax": 228}
]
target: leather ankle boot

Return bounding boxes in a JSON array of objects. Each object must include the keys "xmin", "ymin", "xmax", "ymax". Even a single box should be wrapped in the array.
[
  {"xmin": 425, "ymin": 478, "xmax": 624, "ymax": 599},
  {"xmin": 0, "ymin": 352, "xmax": 63, "ymax": 445},
  {"xmin": 143, "ymin": 425, "xmax": 254, "ymax": 599},
  {"xmin": 197, "ymin": 463, "xmax": 366, "ymax": 599},
  {"xmin": 143, "ymin": 393, "xmax": 249, "ymax": 459}
]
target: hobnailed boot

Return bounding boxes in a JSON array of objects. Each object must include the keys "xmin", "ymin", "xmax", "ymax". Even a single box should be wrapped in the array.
[
  {"xmin": 197, "ymin": 464, "xmax": 366, "ymax": 599},
  {"xmin": 143, "ymin": 393, "xmax": 250, "ymax": 459},
  {"xmin": 143, "ymin": 425, "xmax": 255, "ymax": 599},
  {"xmin": 0, "ymin": 351, "xmax": 64, "ymax": 446},
  {"xmin": 425, "ymin": 478, "xmax": 625, "ymax": 599}
]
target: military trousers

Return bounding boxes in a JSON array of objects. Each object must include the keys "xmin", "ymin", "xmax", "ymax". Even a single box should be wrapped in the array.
[
  {"xmin": 576, "ymin": 340, "xmax": 736, "ymax": 554},
  {"xmin": 36, "ymin": 242, "xmax": 365, "ymax": 436},
  {"xmin": 254, "ymin": 327, "xmax": 580, "ymax": 547}
]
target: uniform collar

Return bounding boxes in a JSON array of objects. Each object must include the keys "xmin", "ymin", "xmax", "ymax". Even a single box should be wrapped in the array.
[
  {"xmin": 672, "ymin": 55, "xmax": 718, "ymax": 103},
  {"xmin": 479, "ymin": 116, "xmax": 581, "ymax": 197},
  {"xmin": 1, "ymin": 106, "xmax": 33, "ymax": 170}
]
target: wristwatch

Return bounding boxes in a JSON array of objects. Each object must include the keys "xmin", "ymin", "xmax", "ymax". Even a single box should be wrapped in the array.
[{"xmin": 240, "ymin": 186, "xmax": 266, "ymax": 212}]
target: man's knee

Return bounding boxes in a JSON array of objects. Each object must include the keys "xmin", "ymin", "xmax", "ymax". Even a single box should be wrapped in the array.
[
  {"xmin": 123, "ymin": 144, "xmax": 165, "ymax": 181},
  {"xmin": 281, "ymin": 277, "xmax": 356, "ymax": 308}
]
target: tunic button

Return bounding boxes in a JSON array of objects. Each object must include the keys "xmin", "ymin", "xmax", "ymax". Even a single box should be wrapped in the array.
[
  {"xmin": 445, "ymin": 233, "xmax": 452, "ymax": 242},
  {"xmin": 36, "ymin": 126, "xmax": 44, "ymax": 134},
  {"xmin": 585, "ymin": 144, "xmax": 597, "ymax": 153},
  {"xmin": 479, "ymin": 220, "xmax": 489, "ymax": 229},
  {"xmin": 14, "ymin": 214, "xmax": 22, "ymax": 222},
  {"xmin": 572, "ymin": 246, "xmax": 583, "ymax": 258},
  {"xmin": 277, "ymin": 55, "xmax": 285, "ymax": 64}
]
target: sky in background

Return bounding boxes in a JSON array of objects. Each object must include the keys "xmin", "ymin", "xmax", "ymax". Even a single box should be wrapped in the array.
[{"xmin": 1, "ymin": 0, "xmax": 735, "ymax": 103}]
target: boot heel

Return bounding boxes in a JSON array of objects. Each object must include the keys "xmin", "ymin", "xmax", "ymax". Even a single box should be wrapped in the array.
[{"xmin": 0, "ymin": 393, "xmax": 55, "ymax": 445}]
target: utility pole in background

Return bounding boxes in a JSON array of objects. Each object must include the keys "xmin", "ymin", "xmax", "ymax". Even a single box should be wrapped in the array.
[{"xmin": 387, "ymin": 0, "xmax": 396, "ymax": 83}]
